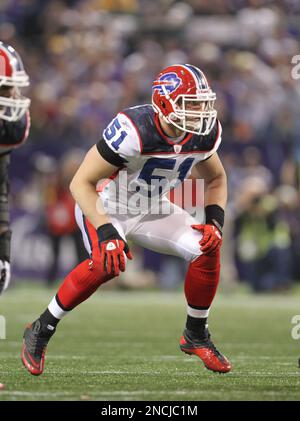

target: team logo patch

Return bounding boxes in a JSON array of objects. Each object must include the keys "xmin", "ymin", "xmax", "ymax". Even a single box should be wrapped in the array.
[
  {"xmin": 106, "ymin": 241, "xmax": 117, "ymax": 251},
  {"xmin": 152, "ymin": 72, "xmax": 182, "ymax": 96}
]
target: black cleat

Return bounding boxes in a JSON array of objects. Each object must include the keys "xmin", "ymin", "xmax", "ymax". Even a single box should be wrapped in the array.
[{"xmin": 21, "ymin": 319, "xmax": 55, "ymax": 376}]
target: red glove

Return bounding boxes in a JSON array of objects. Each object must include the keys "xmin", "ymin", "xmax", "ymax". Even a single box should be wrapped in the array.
[
  {"xmin": 191, "ymin": 223, "xmax": 222, "ymax": 255},
  {"xmin": 95, "ymin": 223, "xmax": 133, "ymax": 277}
]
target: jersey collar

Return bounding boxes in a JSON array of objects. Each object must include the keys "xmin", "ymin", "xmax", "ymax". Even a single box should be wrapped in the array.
[{"xmin": 154, "ymin": 113, "xmax": 193, "ymax": 147}]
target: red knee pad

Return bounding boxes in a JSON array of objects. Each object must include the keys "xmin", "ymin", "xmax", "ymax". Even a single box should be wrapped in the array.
[
  {"xmin": 184, "ymin": 250, "xmax": 221, "ymax": 308},
  {"xmin": 57, "ymin": 258, "xmax": 111, "ymax": 310}
]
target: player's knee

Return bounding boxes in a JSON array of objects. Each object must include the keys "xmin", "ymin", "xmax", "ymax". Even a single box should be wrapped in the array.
[
  {"xmin": 192, "ymin": 249, "xmax": 220, "ymax": 265},
  {"xmin": 70, "ymin": 259, "xmax": 112, "ymax": 292},
  {"xmin": 88, "ymin": 263, "xmax": 109, "ymax": 286},
  {"xmin": 179, "ymin": 228, "xmax": 204, "ymax": 262},
  {"xmin": 188, "ymin": 251, "xmax": 220, "ymax": 282},
  {"xmin": 89, "ymin": 258, "xmax": 122, "ymax": 285}
]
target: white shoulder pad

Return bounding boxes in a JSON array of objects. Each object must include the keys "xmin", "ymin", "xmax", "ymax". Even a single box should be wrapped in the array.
[{"xmin": 102, "ymin": 112, "xmax": 142, "ymax": 160}]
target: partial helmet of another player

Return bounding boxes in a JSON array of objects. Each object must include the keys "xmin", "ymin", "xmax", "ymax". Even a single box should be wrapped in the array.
[
  {"xmin": 0, "ymin": 41, "xmax": 30, "ymax": 122},
  {"xmin": 152, "ymin": 64, "xmax": 217, "ymax": 136}
]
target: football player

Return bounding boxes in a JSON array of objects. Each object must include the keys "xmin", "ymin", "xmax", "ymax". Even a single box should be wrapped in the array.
[
  {"xmin": 0, "ymin": 42, "xmax": 30, "ymax": 294},
  {"xmin": 21, "ymin": 64, "xmax": 231, "ymax": 375}
]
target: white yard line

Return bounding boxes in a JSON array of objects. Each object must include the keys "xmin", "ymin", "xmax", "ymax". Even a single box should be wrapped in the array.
[
  {"xmin": 1, "ymin": 388, "xmax": 299, "ymax": 400},
  {"xmin": 0, "ymin": 390, "xmax": 190, "ymax": 397}
]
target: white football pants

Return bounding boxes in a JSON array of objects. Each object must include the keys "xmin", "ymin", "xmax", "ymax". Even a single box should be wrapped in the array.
[{"xmin": 75, "ymin": 198, "xmax": 204, "ymax": 262}]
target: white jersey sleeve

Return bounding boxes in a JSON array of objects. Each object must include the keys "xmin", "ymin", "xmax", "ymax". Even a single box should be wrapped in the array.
[{"xmin": 96, "ymin": 112, "xmax": 142, "ymax": 167}]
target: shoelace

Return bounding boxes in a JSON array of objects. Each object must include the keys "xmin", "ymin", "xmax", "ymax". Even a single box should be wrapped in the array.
[
  {"xmin": 205, "ymin": 338, "xmax": 223, "ymax": 358},
  {"xmin": 27, "ymin": 330, "xmax": 49, "ymax": 357},
  {"xmin": 185, "ymin": 329, "xmax": 224, "ymax": 359},
  {"xmin": 203, "ymin": 331, "xmax": 223, "ymax": 358}
]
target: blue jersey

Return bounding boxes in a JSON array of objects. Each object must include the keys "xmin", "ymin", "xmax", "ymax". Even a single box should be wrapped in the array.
[{"xmin": 96, "ymin": 104, "xmax": 222, "ymax": 209}]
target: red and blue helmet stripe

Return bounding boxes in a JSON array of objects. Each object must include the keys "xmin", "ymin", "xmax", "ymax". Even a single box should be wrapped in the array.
[
  {"xmin": 6, "ymin": 44, "xmax": 25, "ymax": 72},
  {"xmin": 0, "ymin": 42, "xmax": 25, "ymax": 77},
  {"xmin": 182, "ymin": 64, "xmax": 209, "ymax": 91}
]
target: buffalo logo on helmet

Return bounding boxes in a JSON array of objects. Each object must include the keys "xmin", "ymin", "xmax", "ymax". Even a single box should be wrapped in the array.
[{"xmin": 152, "ymin": 72, "xmax": 182, "ymax": 96}]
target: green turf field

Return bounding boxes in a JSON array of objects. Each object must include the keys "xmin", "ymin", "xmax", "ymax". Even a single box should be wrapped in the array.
[{"xmin": 0, "ymin": 283, "xmax": 300, "ymax": 401}]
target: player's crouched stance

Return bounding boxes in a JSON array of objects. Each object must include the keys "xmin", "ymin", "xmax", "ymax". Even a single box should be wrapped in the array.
[{"xmin": 21, "ymin": 64, "xmax": 232, "ymax": 375}]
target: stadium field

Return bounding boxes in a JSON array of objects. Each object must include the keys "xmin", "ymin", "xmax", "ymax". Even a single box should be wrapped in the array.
[{"xmin": 0, "ymin": 284, "xmax": 300, "ymax": 401}]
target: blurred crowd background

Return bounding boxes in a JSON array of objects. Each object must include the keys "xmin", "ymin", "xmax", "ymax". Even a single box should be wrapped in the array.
[{"xmin": 1, "ymin": 0, "xmax": 300, "ymax": 292}]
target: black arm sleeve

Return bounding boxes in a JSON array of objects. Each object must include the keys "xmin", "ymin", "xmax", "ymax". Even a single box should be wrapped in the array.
[
  {"xmin": 96, "ymin": 138, "xmax": 127, "ymax": 167},
  {"xmin": 0, "ymin": 155, "xmax": 11, "ymax": 261}
]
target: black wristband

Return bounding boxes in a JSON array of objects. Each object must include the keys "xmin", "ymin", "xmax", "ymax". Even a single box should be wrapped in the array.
[
  {"xmin": 205, "ymin": 205, "xmax": 224, "ymax": 232},
  {"xmin": 0, "ymin": 229, "xmax": 11, "ymax": 262},
  {"xmin": 96, "ymin": 223, "xmax": 129, "ymax": 253},
  {"xmin": 96, "ymin": 223, "xmax": 120, "ymax": 242}
]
